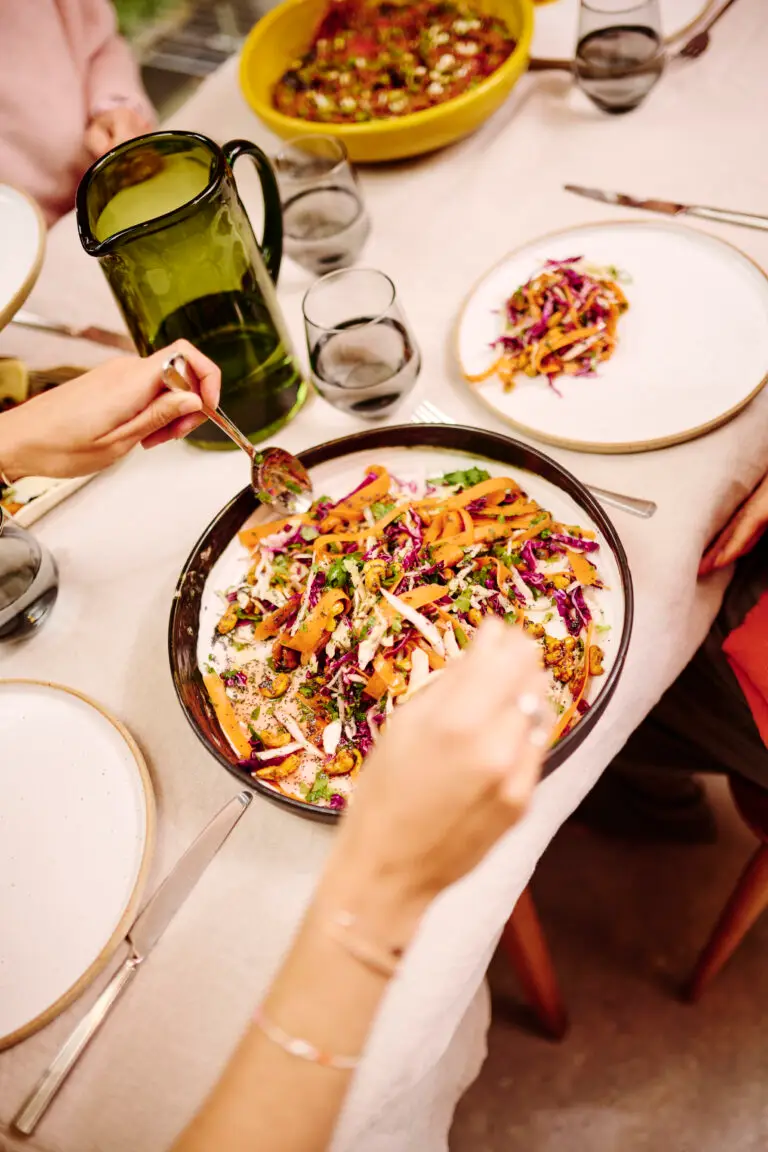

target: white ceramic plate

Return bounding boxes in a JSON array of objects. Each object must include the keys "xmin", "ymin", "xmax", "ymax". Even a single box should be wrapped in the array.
[
  {"xmin": 0, "ymin": 185, "xmax": 45, "ymax": 330},
  {"xmin": 0, "ymin": 681, "xmax": 155, "ymax": 1048},
  {"xmin": 456, "ymin": 220, "xmax": 768, "ymax": 453},
  {"xmin": 531, "ymin": 0, "xmax": 715, "ymax": 60}
]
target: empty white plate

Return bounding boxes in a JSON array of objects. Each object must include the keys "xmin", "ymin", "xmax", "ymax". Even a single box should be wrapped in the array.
[
  {"xmin": 0, "ymin": 185, "xmax": 45, "ymax": 330},
  {"xmin": 0, "ymin": 681, "xmax": 155, "ymax": 1048},
  {"xmin": 456, "ymin": 220, "xmax": 768, "ymax": 453},
  {"xmin": 531, "ymin": 0, "xmax": 715, "ymax": 60}
]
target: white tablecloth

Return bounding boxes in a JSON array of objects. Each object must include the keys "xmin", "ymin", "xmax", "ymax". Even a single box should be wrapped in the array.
[{"xmin": 2, "ymin": 3, "xmax": 767, "ymax": 1148}]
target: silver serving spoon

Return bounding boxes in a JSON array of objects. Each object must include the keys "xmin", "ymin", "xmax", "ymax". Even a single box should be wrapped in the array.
[{"xmin": 162, "ymin": 354, "xmax": 313, "ymax": 515}]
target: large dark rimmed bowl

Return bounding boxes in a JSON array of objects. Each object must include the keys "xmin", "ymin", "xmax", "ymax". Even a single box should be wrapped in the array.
[{"xmin": 169, "ymin": 425, "xmax": 634, "ymax": 822}]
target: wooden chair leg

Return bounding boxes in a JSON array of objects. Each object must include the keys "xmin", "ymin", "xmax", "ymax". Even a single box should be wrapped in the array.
[
  {"xmin": 685, "ymin": 844, "xmax": 768, "ymax": 1003},
  {"xmin": 499, "ymin": 886, "xmax": 569, "ymax": 1040}
]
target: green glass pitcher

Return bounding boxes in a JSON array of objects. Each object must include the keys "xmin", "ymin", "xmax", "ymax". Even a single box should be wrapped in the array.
[{"xmin": 76, "ymin": 131, "xmax": 307, "ymax": 448}]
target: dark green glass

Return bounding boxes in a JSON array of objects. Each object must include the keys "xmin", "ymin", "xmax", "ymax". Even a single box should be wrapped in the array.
[{"xmin": 76, "ymin": 131, "xmax": 307, "ymax": 448}]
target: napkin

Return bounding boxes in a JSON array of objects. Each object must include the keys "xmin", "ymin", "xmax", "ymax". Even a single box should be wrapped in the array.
[{"xmin": 723, "ymin": 591, "xmax": 768, "ymax": 747}]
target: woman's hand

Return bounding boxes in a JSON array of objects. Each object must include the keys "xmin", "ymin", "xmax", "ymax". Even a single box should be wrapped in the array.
[
  {"xmin": 323, "ymin": 618, "xmax": 549, "ymax": 935},
  {"xmin": 84, "ymin": 106, "xmax": 153, "ymax": 158},
  {"xmin": 0, "ymin": 341, "xmax": 220, "ymax": 482},
  {"xmin": 699, "ymin": 473, "xmax": 768, "ymax": 576}
]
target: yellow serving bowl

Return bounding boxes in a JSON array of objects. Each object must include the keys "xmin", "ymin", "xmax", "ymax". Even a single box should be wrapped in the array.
[{"xmin": 239, "ymin": 0, "xmax": 534, "ymax": 163}]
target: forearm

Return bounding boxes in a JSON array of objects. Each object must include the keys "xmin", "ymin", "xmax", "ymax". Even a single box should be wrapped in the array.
[
  {"xmin": 172, "ymin": 851, "xmax": 428, "ymax": 1152},
  {"xmin": 81, "ymin": 0, "xmax": 154, "ymax": 119},
  {"xmin": 0, "ymin": 406, "xmax": 35, "ymax": 482}
]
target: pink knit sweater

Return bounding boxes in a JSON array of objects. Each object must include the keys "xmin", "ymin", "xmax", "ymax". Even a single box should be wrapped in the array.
[{"xmin": 0, "ymin": 0, "xmax": 154, "ymax": 225}]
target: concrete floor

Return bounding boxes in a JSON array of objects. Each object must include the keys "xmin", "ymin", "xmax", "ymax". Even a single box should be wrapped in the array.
[{"xmin": 451, "ymin": 778, "xmax": 768, "ymax": 1151}]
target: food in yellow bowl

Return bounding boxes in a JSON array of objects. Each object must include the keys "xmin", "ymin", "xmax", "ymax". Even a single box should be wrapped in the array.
[
  {"xmin": 274, "ymin": 0, "xmax": 517, "ymax": 123},
  {"xmin": 239, "ymin": 0, "xmax": 533, "ymax": 162}
]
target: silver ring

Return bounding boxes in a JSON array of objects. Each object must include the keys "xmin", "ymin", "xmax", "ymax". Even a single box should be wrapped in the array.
[{"xmin": 516, "ymin": 692, "xmax": 551, "ymax": 749}]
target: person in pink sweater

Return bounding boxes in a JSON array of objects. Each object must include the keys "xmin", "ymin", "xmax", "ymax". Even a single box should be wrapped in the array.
[{"xmin": 0, "ymin": 0, "xmax": 155, "ymax": 226}]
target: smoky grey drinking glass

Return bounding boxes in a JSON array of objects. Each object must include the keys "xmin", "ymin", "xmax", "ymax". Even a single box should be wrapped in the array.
[
  {"xmin": 0, "ymin": 509, "xmax": 58, "ymax": 640},
  {"xmin": 575, "ymin": 0, "xmax": 665, "ymax": 113},
  {"xmin": 275, "ymin": 136, "xmax": 371, "ymax": 277},
  {"xmin": 303, "ymin": 268, "xmax": 421, "ymax": 419}
]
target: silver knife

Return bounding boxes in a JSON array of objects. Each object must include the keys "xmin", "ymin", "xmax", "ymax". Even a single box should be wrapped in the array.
[
  {"xmin": 12, "ymin": 791, "xmax": 252, "ymax": 1136},
  {"xmin": 11, "ymin": 309, "xmax": 135, "ymax": 353},
  {"xmin": 564, "ymin": 184, "xmax": 768, "ymax": 233}
]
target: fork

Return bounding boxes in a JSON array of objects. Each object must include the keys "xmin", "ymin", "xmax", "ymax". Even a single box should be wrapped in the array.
[
  {"xmin": 679, "ymin": 0, "xmax": 739, "ymax": 59},
  {"xmin": 410, "ymin": 400, "xmax": 657, "ymax": 519}
]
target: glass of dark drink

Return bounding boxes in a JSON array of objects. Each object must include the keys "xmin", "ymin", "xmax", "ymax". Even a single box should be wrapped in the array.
[
  {"xmin": 0, "ymin": 509, "xmax": 58, "ymax": 641},
  {"xmin": 275, "ymin": 136, "xmax": 371, "ymax": 277},
  {"xmin": 303, "ymin": 268, "xmax": 421, "ymax": 419},
  {"xmin": 575, "ymin": 0, "xmax": 665, "ymax": 114}
]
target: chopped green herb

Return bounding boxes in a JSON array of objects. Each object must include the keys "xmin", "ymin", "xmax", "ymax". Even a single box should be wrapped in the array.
[
  {"xmin": 326, "ymin": 557, "xmax": 348, "ymax": 588},
  {"xmin": 256, "ymin": 490, "xmax": 271, "ymax": 504},
  {"xmin": 204, "ymin": 661, "xmax": 216, "ymax": 675},
  {"xmin": 539, "ymin": 529, "xmax": 552, "ymax": 540},
  {"xmin": 504, "ymin": 611, "xmax": 519, "ymax": 626},
  {"xmin": 307, "ymin": 771, "xmax": 333, "ymax": 804},
  {"xmin": 371, "ymin": 500, "xmax": 396, "ymax": 520},
  {"xmin": 595, "ymin": 624, "xmax": 611, "ymax": 635},
  {"xmin": 390, "ymin": 617, "xmax": 402, "ymax": 634},
  {"xmin": 247, "ymin": 723, "xmax": 259, "ymax": 739},
  {"xmin": 266, "ymin": 656, "xmax": 276, "ymax": 672},
  {"xmin": 284, "ymin": 479, "xmax": 302, "ymax": 496},
  {"xmin": 298, "ymin": 684, "xmax": 315, "ymax": 698},
  {"xmin": 455, "ymin": 625, "xmax": 469, "ymax": 649},
  {"xmin": 435, "ymin": 467, "xmax": 491, "ymax": 490},
  {"xmin": 453, "ymin": 589, "xmax": 472, "ymax": 614},
  {"xmin": 250, "ymin": 707, "xmax": 261, "ymax": 721}
]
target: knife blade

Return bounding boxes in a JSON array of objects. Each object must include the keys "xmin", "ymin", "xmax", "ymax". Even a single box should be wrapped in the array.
[
  {"xmin": 11, "ymin": 309, "xmax": 135, "ymax": 353},
  {"xmin": 12, "ymin": 791, "xmax": 252, "ymax": 1136},
  {"xmin": 564, "ymin": 184, "xmax": 768, "ymax": 233}
]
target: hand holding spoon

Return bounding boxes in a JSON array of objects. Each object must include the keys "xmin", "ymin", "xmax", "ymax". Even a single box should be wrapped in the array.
[{"xmin": 162, "ymin": 354, "xmax": 313, "ymax": 515}]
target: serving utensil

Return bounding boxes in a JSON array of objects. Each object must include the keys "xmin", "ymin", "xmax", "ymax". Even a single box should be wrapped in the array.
[
  {"xmin": 11, "ymin": 309, "xmax": 134, "ymax": 353},
  {"xmin": 411, "ymin": 401, "xmax": 657, "ymax": 519},
  {"xmin": 162, "ymin": 353, "xmax": 313, "ymax": 515},
  {"xmin": 12, "ymin": 791, "xmax": 252, "ymax": 1135},
  {"xmin": 564, "ymin": 184, "xmax": 768, "ymax": 233},
  {"xmin": 679, "ymin": 0, "xmax": 739, "ymax": 58}
]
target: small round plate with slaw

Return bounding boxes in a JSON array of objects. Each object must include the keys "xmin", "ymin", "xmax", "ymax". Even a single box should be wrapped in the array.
[{"xmin": 456, "ymin": 220, "xmax": 768, "ymax": 454}]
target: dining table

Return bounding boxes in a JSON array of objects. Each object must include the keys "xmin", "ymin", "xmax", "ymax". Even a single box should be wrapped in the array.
[{"xmin": 1, "ymin": 1, "xmax": 767, "ymax": 1148}]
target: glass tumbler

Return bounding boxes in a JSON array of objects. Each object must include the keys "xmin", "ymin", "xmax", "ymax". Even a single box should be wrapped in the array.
[
  {"xmin": 303, "ymin": 268, "xmax": 421, "ymax": 419},
  {"xmin": 275, "ymin": 136, "xmax": 371, "ymax": 277},
  {"xmin": 0, "ymin": 508, "xmax": 58, "ymax": 641},
  {"xmin": 575, "ymin": 0, "xmax": 665, "ymax": 114}
]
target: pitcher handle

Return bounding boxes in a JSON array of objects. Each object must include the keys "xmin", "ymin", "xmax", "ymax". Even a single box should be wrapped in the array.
[{"xmin": 222, "ymin": 139, "xmax": 283, "ymax": 284}]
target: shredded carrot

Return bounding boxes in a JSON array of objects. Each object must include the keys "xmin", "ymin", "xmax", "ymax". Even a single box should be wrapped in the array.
[
  {"xmin": 254, "ymin": 596, "xmax": 301, "ymax": 641},
  {"xmin": 551, "ymin": 622, "xmax": 593, "ymax": 742},
  {"xmin": 203, "ymin": 673, "xmax": 253, "ymax": 759},
  {"xmin": 239, "ymin": 514, "xmax": 307, "ymax": 550},
  {"xmin": 567, "ymin": 549, "xmax": 599, "ymax": 587},
  {"xmin": 281, "ymin": 589, "xmax": 349, "ymax": 654}
]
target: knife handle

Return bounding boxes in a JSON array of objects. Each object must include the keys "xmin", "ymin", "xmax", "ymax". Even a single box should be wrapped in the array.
[
  {"xmin": 12, "ymin": 956, "xmax": 142, "ymax": 1135},
  {"xmin": 689, "ymin": 205, "xmax": 768, "ymax": 233}
]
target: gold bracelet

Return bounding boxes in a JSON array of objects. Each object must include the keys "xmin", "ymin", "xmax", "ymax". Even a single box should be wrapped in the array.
[
  {"xmin": 325, "ymin": 911, "xmax": 404, "ymax": 979},
  {"xmin": 253, "ymin": 1006, "xmax": 360, "ymax": 1070}
]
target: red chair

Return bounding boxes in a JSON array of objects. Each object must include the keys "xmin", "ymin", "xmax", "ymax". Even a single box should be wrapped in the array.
[
  {"xmin": 685, "ymin": 775, "xmax": 768, "ymax": 1001},
  {"xmin": 500, "ymin": 885, "xmax": 569, "ymax": 1039}
]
